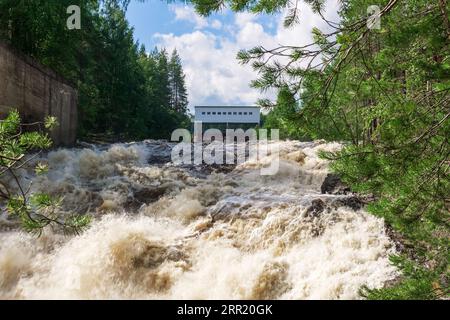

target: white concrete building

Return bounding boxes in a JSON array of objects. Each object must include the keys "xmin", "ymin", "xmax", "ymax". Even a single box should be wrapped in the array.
[{"xmin": 194, "ymin": 106, "xmax": 260, "ymax": 124}]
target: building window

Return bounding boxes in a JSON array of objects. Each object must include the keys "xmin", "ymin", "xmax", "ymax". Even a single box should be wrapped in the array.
[
  {"xmin": 244, "ymin": 112, "xmax": 247, "ymax": 115},
  {"xmin": 207, "ymin": 112, "xmax": 211, "ymax": 115},
  {"xmin": 249, "ymin": 112, "xmax": 253, "ymax": 115},
  {"xmin": 239, "ymin": 112, "xmax": 242, "ymax": 115},
  {"xmin": 202, "ymin": 112, "xmax": 205, "ymax": 115},
  {"xmin": 212, "ymin": 112, "xmax": 216, "ymax": 115},
  {"xmin": 218, "ymin": 112, "xmax": 221, "ymax": 115},
  {"xmin": 233, "ymin": 112, "xmax": 237, "ymax": 115},
  {"xmin": 228, "ymin": 112, "xmax": 232, "ymax": 115}
]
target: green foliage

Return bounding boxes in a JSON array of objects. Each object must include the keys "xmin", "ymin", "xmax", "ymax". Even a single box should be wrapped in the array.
[
  {"xmin": 44, "ymin": 116, "xmax": 58, "ymax": 130},
  {"xmin": 0, "ymin": 0, "xmax": 190, "ymax": 141},
  {"xmin": 189, "ymin": 0, "xmax": 326, "ymax": 16},
  {"xmin": 191, "ymin": 0, "xmax": 450, "ymax": 299},
  {"xmin": 34, "ymin": 162, "xmax": 49, "ymax": 175},
  {"xmin": 263, "ymin": 85, "xmax": 308, "ymax": 140},
  {"xmin": 169, "ymin": 49, "xmax": 189, "ymax": 114},
  {"xmin": 310, "ymin": 1, "xmax": 449, "ymax": 299},
  {"xmin": 361, "ymin": 255, "xmax": 449, "ymax": 300},
  {"xmin": 0, "ymin": 111, "xmax": 90, "ymax": 235}
]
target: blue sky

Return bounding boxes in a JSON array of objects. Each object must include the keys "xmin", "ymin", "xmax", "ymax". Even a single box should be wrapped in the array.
[
  {"xmin": 126, "ymin": 1, "xmax": 277, "ymax": 49},
  {"xmin": 125, "ymin": 1, "xmax": 341, "ymax": 112}
]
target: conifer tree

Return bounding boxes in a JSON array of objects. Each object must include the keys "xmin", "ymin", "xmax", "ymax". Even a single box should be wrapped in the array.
[
  {"xmin": 169, "ymin": 49, "xmax": 189, "ymax": 113},
  {"xmin": 190, "ymin": 0, "xmax": 450, "ymax": 299},
  {"xmin": 0, "ymin": 0, "xmax": 191, "ymax": 140}
]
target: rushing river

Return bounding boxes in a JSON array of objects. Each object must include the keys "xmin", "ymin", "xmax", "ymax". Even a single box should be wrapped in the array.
[{"xmin": 0, "ymin": 140, "xmax": 398, "ymax": 299}]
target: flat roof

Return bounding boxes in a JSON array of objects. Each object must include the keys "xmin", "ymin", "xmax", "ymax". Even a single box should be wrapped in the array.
[{"xmin": 195, "ymin": 105, "xmax": 260, "ymax": 109}]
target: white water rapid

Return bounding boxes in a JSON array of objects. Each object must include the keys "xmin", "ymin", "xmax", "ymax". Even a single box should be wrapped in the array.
[{"xmin": 0, "ymin": 140, "xmax": 398, "ymax": 299}]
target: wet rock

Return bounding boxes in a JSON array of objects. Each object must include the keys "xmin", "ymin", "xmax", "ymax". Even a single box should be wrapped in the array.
[
  {"xmin": 147, "ymin": 154, "xmax": 171, "ymax": 164},
  {"xmin": 183, "ymin": 163, "xmax": 236, "ymax": 180},
  {"xmin": 210, "ymin": 201, "xmax": 242, "ymax": 220},
  {"xmin": 331, "ymin": 196, "xmax": 363, "ymax": 211},
  {"xmin": 76, "ymin": 141, "xmax": 97, "ymax": 149},
  {"xmin": 210, "ymin": 163, "xmax": 236, "ymax": 174},
  {"xmin": 185, "ymin": 166, "xmax": 209, "ymax": 179},
  {"xmin": 224, "ymin": 180, "xmax": 239, "ymax": 188},
  {"xmin": 0, "ymin": 217, "xmax": 22, "ymax": 232},
  {"xmin": 198, "ymin": 164, "xmax": 236, "ymax": 175},
  {"xmin": 146, "ymin": 142, "xmax": 173, "ymax": 164},
  {"xmin": 321, "ymin": 173, "xmax": 351, "ymax": 195},
  {"xmin": 124, "ymin": 197, "xmax": 143, "ymax": 211},
  {"xmin": 305, "ymin": 199, "xmax": 326, "ymax": 217},
  {"xmin": 134, "ymin": 185, "xmax": 169, "ymax": 204}
]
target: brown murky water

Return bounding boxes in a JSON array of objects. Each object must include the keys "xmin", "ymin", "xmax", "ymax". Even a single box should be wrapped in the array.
[{"xmin": 0, "ymin": 140, "xmax": 398, "ymax": 299}]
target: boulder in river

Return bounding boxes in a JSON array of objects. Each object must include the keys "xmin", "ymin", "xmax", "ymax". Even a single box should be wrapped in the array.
[
  {"xmin": 134, "ymin": 185, "xmax": 169, "ymax": 204},
  {"xmin": 320, "ymin": 173, "xmax": 351, "ymax": 195},
  {"xmin": 330, "ymin": 196, "xmax": 363, "ymax": 211},
  {"xmin": 305, "ymin": 199, "xmax": 326, "ymax": 217}
]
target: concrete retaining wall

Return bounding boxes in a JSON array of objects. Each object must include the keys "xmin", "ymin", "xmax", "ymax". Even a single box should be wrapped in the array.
[{"xmin": 0, "ymin": 40, "xmax": 77, "ymax": 146}]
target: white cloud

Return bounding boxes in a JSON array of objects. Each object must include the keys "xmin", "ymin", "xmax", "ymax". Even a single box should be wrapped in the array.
[
  {"xmin": 155, "ymin": 30, "xmax": 265, "ymax": 111},
  {"xmin": 170, "ymin": 5, "xmax": 208, "ymax": 29},
  {"xmin": 158, "ymin": 1, "xmax": 341, "ymax": 112},
  {"xmin": 234, "ymin": 12, "xmax": 258, "ymax": 27},
  {"xmin": 211, "ymin": 19, "xmax": 222, "ymax": 30}
]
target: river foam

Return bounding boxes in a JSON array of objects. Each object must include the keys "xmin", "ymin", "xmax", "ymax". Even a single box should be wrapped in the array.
[{"xmin": 0, "ymin": 140, "xmax": 398, "ymax": 299}]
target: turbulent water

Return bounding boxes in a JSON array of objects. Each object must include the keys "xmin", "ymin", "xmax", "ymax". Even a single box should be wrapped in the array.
[{"xmin": 0, "ymin": 140, "xmax": 398, "ymax": 299}]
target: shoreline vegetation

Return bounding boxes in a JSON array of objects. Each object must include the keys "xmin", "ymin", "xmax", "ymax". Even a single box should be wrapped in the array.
[
  {"xmin": 0, "ymin": 0, "xmax": 191, "ymax": 141},
  {"xmin": 219, "ymin": 0, "xmax": 448, "ymax": 299}
]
